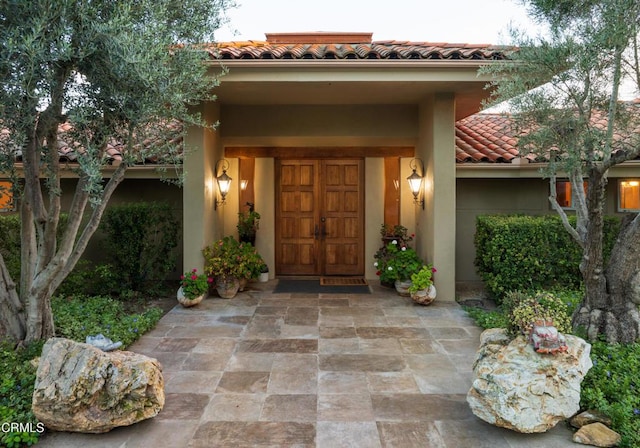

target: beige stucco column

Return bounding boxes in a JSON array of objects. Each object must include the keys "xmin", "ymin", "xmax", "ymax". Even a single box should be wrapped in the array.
[
  {"xmin": 417, "ymin": 93, "xmax": 456, "ymax": 301},
  {"xmin": 182, "ymin": 102, "xmax": 222, "ymax": 272}
]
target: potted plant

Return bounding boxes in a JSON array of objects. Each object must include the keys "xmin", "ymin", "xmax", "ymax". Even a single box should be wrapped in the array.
[
  {"xmin": 258, "ymin": 263, "xmax": 269, "ymax": 282},
  {"xmin": 237, "ymin": 241, "xmax": 265, "ymax": 290},
  {"xmin": 374, "ymin": 241, "xmax": 423, "ymax": 296},
  {"xmin": 408, "ymin": 264, "xmax": 437, "ymax": 305},
  {"xmin": 177, "ymin": 268, "xmax": 212, "ymax": 307},
  {"xmin": 237, "ymin": 203, "xmax": 260, "ymax": 245},
  {"xmin": 380, "ymin": 224, "xmax": 414, "ymax": 246},
  {"xmin": 203, "ymin": 236, "xmax": 249, "ymax": 299}
]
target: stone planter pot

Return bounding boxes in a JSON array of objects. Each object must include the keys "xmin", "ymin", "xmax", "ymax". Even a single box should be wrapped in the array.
[
  {"xmin": 216, "ymin": 276, "xmax": 240, "ymax": 299},
  {"xmin": 259, "ymin": 272, "xmax": 269, "ymax": 282},
  {"xmin": 177, "ymin": 286, "xmax": 204, "ymax": 307},
  {"xmin": 394, "ymin": 279, "xmax": 412, "ymax": 297},
  {"xmin": 411, "ymin": 284, "xmax": 437, "ymax": 306}
]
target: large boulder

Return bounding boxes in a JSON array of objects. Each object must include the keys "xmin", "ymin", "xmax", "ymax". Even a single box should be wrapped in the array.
[
  {"xmin": 33, "ymin": 337, "xmax": 164, "ymax": 433},
  {"xmin": 467, "ymin": 328, "xmax": 592, "ymax": 433}
]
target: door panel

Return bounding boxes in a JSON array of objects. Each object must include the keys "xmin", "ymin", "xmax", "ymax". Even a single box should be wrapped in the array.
[{"xmin": 276, "ymin": 159, "xmax": 364, "ymax": 276}]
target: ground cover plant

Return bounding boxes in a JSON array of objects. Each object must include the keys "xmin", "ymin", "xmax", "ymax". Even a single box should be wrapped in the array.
[
  {"xmin": 0, "ymin": 295, "xmax": 164, "ymax": 447},
  {"xmin": 463, "ymin": 289, "xmax": 640, "ymax": 447}
]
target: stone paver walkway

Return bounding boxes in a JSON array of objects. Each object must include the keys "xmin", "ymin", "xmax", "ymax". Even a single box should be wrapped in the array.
[{"xmin": 39, "ymin": 281, "xmax": 577, "ymax": 447}]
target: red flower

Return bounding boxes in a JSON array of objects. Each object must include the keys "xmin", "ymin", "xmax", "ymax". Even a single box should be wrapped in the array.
[
  {"xmin": 192, "ymin": 268, "xmax": 197, "ymax": 273},
  {"xmin": 180, "ymin": 275, "xmax": 185, "ymax": 280},
  {"xmin": 207, "ymin": 277, "xmax": 213, "ymax": 283},
  {"xmin": 432, "ymin": 267, "xmax": 437, "ymax": 273},
  {"xmin": 376, "ymin": 271, "xmax": 381, "ymax": 276}
]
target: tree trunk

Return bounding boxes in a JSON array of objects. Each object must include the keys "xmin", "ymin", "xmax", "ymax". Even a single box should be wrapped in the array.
[
  {"xmin": 573, "ymin": 210, "xmax": 640, "ymax": 343},
  {"xmin": 24, "ymin": 288, "xmax": 55, "ymax": 343},
  {"xmin": 0, "ymin": 254, "xmax": 26, "ymax": 341}
]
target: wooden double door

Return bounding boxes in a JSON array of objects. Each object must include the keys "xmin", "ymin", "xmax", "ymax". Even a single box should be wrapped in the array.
[{"xmin": 275, "ymin": 159, "xmax": 364, "ymax": 276}]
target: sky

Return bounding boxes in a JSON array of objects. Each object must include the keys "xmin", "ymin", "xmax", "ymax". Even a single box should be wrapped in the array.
[{"xmin": 214, "ymin": 0, "xmax": 539, "ymax": 45}]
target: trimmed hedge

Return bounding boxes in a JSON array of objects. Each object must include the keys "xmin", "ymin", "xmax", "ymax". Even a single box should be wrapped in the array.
[
  {"xmin": 101, "ymin": 202, "xmax": 179, "ymax": 293},
  {"xmin": 474, "ymin": 214, "xmax": 619, "ymax": 300}
]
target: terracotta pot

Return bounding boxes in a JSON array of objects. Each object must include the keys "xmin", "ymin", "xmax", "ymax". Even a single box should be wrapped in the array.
[
  {"xmin": 411, "ymin": 284, "xmax": 436, "ymax": 306},
  {"xmin": 177, "ymin": 286, "xmax": 205, "ymax": 307},
  {"xmin": 216, "ymin": 276, "xmax": 240, "ymax": 299},
  {"xmin": 394, "ymin": 279, "xmax": 412, "ymax": 297}
]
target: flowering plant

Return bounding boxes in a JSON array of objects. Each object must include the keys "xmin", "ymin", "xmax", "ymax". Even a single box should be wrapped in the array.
[
  {"xmin": 203, "ymin": 236, "xmax": 262, "ymax": 281},
  {"xmin": 374, "ymin": 241, "xmax": 423, "ymax": 283},
  {"xmin": 408, "ymin": 264, "xmax": 436, "ymax": 293},
  {"xmin": 180, "ymin": 268, "xmax": 212, "ymax": 299}
]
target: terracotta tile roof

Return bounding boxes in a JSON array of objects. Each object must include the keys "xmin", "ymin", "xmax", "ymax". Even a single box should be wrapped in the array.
[
  {"xmin": 455, "ymin": 113, "xmax": 526, "ymax": 163},
  {"xmin": 209, "ymin": 40, "xmax": 509, "ymax": 61},
  {"xmin": 455, "ymin": 100, "xmax": 640, "ymax": 163},
  {"xmin": 7, "ymin": 121, "xmax": 183, "ymax": 166}
]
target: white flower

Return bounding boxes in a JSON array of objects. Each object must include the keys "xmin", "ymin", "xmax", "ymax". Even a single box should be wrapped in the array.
[
  {"xmin": 391, "ymin": 240, "xmax": 398, "ymax": 245},
  {"xmin": 388, "ymin": 266, "xmax": 393, "ymax": 271},
  {"xmin": 401, "ymin": 247, "xmax": 406, "ymax": 251},
  {"xmin": 373, "ymin": 262, "xmax": 378, "ymax": 267}
]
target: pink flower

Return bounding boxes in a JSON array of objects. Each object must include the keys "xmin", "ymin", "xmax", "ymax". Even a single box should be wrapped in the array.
[
  {"xmin": 191, "ymin": 275, "xmax": 197, "ymax": 280},
  {"xmin": 207, "ymin": 277, "xmax": 213, "ymax": 283},
  {"xmin": 192, "ymin": 268, "xmax": 197, "ymax": 273},
  {"xmin": 432, "ymin": 267, "xmax": 437, "ymax": 273},
  {"xmin": 180, "ymin": 275, "xmax": 185, "ymax": 280}
]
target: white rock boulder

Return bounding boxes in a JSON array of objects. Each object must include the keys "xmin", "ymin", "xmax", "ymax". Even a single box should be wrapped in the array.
[
  {"xmin": 33, "ymin": 337, "xmax": 164, "ymax": 433},
  {"xmin": 467, "ymin": 328, "xmax": 592, "ymax": 433}
]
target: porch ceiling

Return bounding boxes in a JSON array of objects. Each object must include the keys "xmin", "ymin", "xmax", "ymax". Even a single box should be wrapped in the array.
[{"xmin": 213, "ymin": 76, "xmax": 491, "ymax": 121}]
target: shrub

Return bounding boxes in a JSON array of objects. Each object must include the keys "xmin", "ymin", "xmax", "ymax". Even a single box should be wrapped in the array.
[
  {"xmin": 581, "ymin": 341, "xmax": 640, "ymax": 448},
  {"xmin": 462, "ymin": 306, "xmax": 509, "ymax": 330},
  {"xmin": 374, "ymin": 242, "xmax": 423, "ymax": 283},
  {"xmin": 101, "ymin": 202, "xmax": 179, "ymax": 294},
  {"xmin": 0, "ymin": 341, "xmax": 44, "ymax": 448},
  {"xmin": 507, "ymin": 291, "xmax": 572, "ymax": 336},
  {"xmin": 52, "ymin": 295, "xmax": 163, "ymax": 348},
  {"xmin": 474, "ymin": 214, "xmax": 619, "ymax": 301}
]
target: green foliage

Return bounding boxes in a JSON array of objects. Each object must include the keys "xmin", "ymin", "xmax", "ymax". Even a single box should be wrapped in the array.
[
  {"xmin": 0, "ymin": 341, "xmax": 44, "ymax": 447},
  {"xmin": 581, "ymin": 341, "xmax": 640, "ymax": 448},
  {"xmin": 462, "ymin": 306, "xmax": 509, "ymax": 330},
  {"xmin": 237, "ymin": 210, "xmax": 260, "ymax": 239},
  {"xmin": 55, "ymin": 261, "xmax": 122, "ymax": 298},
  {"xmin": 474, "ymin": 214, "xmax": 619, "ymax": 300},
  {"xmin": 52, "ymin": 295, "xmax": 163, "ymax": 348},
  {"xmin": 374, "ymin": 242, "xmax": 423, "ymax": 283},
  {"xmin": 203, "ymin": 236, "xmax": 263, "ymax": 280},
  {"xmin": 101, "ymin": 202, "xmax": 179, "ymax": 294},
  {"xmin": 507, "ymin": 291, "xmax": 572, "ymax": 336},
  {"xmin": 408, "ymin": 265, "xmax": 436, "ymax": 293},
  {"xmin": 180, "ymin": 268, "xmax": 211, "ymax": 299},
  {"xmin": 0, "ymin": 214, "xmax": 21, "ymax": 282}
]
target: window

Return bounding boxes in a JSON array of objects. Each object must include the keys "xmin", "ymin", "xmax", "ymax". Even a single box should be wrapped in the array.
[
  {"xmin": 554, "ymin": 180, "xmax": 587, "ymax": 209},
  {"xmin": 619, "ymin": 180, "xmax": 640, "ymax": 212},
  {"xmin": 0, "ymin": 181, "xmax": 13, "ymax": 212}
]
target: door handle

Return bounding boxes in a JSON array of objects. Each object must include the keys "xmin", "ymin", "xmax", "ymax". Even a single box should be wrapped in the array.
[
  {"xmin": 320, "ymin": 217, "xmax": 327, "ymax": 239},
  {"xmin": 314, "ymin": 224, "xmax": 320, "ymax": 240}
]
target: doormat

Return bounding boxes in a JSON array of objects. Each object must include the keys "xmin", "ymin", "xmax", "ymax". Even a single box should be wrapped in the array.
[
  {"xmin": 273, "ymin": 279, "xmax": 371, "ymax": 294},
  {"xmin": 320, "ymin": 277, "xmax": 368, "ymax": 286}
]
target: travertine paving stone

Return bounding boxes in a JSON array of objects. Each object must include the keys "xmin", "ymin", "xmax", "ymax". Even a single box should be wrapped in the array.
[{"xmin": 37, "ymin": 282, "xmax": 579, "ymax": 448}]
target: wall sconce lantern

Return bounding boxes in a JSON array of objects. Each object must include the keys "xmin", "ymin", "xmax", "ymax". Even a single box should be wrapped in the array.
[
  {"xmin": 407, "ymin": 158, "xmax": 425, "ymax": 209},
  {"xmin": 214, "ymin": 159, "xmax": 232, "ymax": 210}
]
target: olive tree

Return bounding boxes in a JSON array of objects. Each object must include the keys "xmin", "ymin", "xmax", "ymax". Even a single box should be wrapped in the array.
[
  {"xmin": 0, "ymin": 0, "xmax": 233, "ymax": 343},
  {"xmin": 483, "ymin": 0, "xmax": 640, "ymax": 343}
]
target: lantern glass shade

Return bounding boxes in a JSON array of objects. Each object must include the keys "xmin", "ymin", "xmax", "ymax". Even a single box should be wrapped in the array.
[
  {"xmin": 407, "ymin": 170, "xmax": 423, "ymax": 198},
  {"xmin": 217, "ymin": 171, "xmax": 232, "ymax": 197}
]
